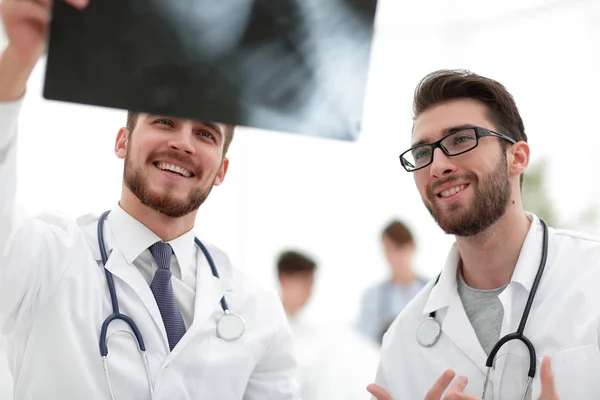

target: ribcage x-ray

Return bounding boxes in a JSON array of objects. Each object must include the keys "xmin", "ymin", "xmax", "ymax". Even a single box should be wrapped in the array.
[{"xmin": 43, "ymin": 0, "xmax": 379, "ymax": 141}]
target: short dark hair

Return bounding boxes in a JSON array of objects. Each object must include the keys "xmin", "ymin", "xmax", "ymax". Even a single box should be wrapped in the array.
[
  {"xmin": 277, "ymin": 251, "xmax": 316, "ymax": 275},
  {"xmin": 412, "ymin": 69, "xmax": 527, "ymax": 187},
  {"xmin": 126, "ymin": 111, "xmax": 236, "ymax": 155},
  {"xmin": 382, "ymin": 220, "xmax": 414, "ymax": 247}
]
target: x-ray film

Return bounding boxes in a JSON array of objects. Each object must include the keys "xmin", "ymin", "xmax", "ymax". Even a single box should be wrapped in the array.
[{"xmin": 43, "ymin": 0, "xmax": 379, "ymax": 141}]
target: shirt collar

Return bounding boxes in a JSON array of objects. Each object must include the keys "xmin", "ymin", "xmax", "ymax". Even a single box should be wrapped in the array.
[
  {"xmin": 106, "ymin": 204, "xmax": 197, "ymax": 282},
  {"xmin": 423, "ymin": 212, "xmax": 545, "ymax": 314}
]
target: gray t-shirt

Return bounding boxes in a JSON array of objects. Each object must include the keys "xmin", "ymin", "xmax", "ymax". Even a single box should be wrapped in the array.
[
  {"xmin": 456, "ymin": 268, "xmax": 507, "ymax": 356},
  {"xmin": 457, "ymin": 269, "xmax": 533, "ymax": 399}
]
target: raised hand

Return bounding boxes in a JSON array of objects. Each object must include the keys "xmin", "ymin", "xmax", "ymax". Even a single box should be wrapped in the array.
[
  {"xmin": 367, "ymin": 369, "xmax": 471, "ymax": 400},
  {"xmin": 0, "ymin": 0, "xmax": 89, "ymax": 100},
  {"xmin": 429, "ymin": 356, "xmax": 559, "ymax": 400},
  {"xmin": 537, "ymin": 356, "xmax": 558, "ymax": 400}
]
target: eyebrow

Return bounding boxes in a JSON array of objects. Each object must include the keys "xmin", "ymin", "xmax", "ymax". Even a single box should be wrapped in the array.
[
  {"xmin": 147, "ymin": 114, "xmax": 225, "ymax": 139},
  {"xmin": 197, "ymin": 121, "xmax": 225, "ymax": 139},
  {"xmin": 411, "ymin": 124, "xmax": 477, "ymax": 147}
]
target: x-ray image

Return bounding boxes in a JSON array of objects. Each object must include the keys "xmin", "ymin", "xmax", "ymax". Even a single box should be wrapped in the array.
[{"xmin": 43, "ymin": 0, "xmax": 379, "ymax": 141}]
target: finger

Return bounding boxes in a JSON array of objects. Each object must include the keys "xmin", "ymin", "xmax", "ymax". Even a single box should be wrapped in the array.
[
  {"xmin": 32, "ymin": 0, "xmax": 87, "ymax": 9},
  {"xmin": 446, "ymin": 376, "xmax": 468, "ymax": 394},
  {"xmin": 444, "ymin": 393, "xmax": 481, "ymax": 400},
  {"xmin": 538, "ymin": 355, "xmax": 558, "ymax": 400},
  {"xmin": 425, "ymin": 370, "xmax": 456, "ymax": 400},
  {"xmin": 0, "ymin": 1, "xmax": 50, "ymax": 25},
  {"xmin": 21, "ymin": 0, "xmax": 52, "ymax": 7},
  {"xmin": 63, "ymin": 0, "xmax": 89, "ymax": 10},
  {"xmin": 366, "ymin": 383, "xmax": 394, "ymax": 400}
]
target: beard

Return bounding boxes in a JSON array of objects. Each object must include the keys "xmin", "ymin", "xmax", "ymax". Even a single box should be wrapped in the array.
[
  {"xmin": 424, "ymin": 152, "xmax": 511, "ymax": 237},
  {"xmin": 123, "ymin": 149, "xmax": 214, "ymax": 218}
]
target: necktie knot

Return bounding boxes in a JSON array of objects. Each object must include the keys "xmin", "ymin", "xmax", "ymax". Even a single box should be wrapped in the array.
[{"xmin": 149, "ymin": 241, "xmax": 172, "ymax": 270}]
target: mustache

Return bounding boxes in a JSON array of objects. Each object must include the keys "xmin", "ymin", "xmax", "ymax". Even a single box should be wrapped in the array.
[
  {"xmin": 149, "ymin": 151, "xmax": 200, "ymax": 176},
  {"xmin": 427, "ymin": 173, "xmax": 477, "ymax": 197}
]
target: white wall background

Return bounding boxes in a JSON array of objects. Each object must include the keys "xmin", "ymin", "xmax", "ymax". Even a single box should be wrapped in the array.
[{"xmin": 1, "ymin": 0, "xmax": 599, "ymax": 397}]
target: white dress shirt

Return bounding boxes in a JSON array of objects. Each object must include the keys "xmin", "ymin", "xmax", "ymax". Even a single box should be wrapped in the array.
[{"xmin": 107, "ymin": 206, "xmax": 198, "ymax": 329}]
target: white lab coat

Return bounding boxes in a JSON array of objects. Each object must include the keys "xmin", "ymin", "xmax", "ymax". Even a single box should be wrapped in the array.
[
  {"xmin": 0, "ymin": 337, "xmax": 12, "ymax": 399},
  {"xmin": 0, "ymin": 99, "xmax": 299, "ymax": 399},
  {"xmin": 374, "ymin": 214, "xmax": 600, "ymax": 399},
  {"xmin": 288, "ymin": 315, "xmax": 380, "ymax": 400}
]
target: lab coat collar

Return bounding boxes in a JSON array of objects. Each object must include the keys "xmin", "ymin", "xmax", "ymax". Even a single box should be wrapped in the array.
[
  {"xmin": 422, "ymin": 244, "xmax": 461, "ymax": 314},
  {"xmin": 422, "ymin": 212, "xmax": 545, "ymax": 314},
  {"xmin": 99, "ymin": 205, "xmax": 230, "ymax": 358},
  {"xmin": 106, "ymin": 204, "xmax": 196, "ymax": 283},
  {"xmin": 509, "ymin": 212, "xmax": 545, "ymax": 294},
  {"xmin": 422, "ymin": 243, "xmax": 490, "ymax": 374},
  {"xmin": 420, "ymin": 213, "xmax": 546, "ymax": 375}
]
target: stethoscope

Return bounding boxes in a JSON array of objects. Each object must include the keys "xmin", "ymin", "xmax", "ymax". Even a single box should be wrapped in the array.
[
  {"xmin": 96, "ymin": 210, "xmax": 245, "ymax": 400},
  {"xmin": 416, "ymin": 219, "xmax": 548, "ymax": 400}
]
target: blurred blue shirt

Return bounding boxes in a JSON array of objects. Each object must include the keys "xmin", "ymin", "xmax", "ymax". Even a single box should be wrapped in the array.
[{"xmin": 358, "ymin": 278, "xmax": 427, "ymax": 345}]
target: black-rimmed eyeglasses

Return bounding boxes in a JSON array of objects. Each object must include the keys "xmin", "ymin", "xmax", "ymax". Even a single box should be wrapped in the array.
[{"xmin": 399, "ymin": 126, "xmax": 516, "ymax": 172}]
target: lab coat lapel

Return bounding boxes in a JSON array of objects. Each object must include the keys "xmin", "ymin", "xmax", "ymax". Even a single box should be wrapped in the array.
[
  {"xmin": 192, "ymin": 249, "xmax": 226, "ymax": 329},
  {"xmin": 442, "ymin": 292, "xmax": 489, "ymax": 375},
  {"xmin": 104, "ymin": 247, "xmax": 168, "ymax": 344},
  {"xmin": 167, "ymin": 247, "xmax": 225, "ymax": 359},
  {"xmin": 423, "ymin": 245, "xmax": 488, "ymax": 375}
]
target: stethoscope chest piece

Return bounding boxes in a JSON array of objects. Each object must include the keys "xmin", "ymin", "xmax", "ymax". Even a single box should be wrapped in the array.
[
  {"xmin": 417, "ymin": 316, "xmax": 442, "ymax": 347},
  {"xmin": 217, "ymin": 311, "xmax": 246, "ymax": 341}
]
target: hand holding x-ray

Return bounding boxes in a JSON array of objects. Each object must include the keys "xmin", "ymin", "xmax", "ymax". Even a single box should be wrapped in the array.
[
  {"xmin": 0, "ymin": 0, "xmax": 88, "ymax": 101},
  {"xmin": 0, "ymin": 0, "xmax": 85, "ymax": 65},
  {"xmin": 366, "ymin": 356, "xmax": 559, "ymax": 400},
  {"xmin": 42, "ymin": 0, "xmax": 378, "ymax": 141}
]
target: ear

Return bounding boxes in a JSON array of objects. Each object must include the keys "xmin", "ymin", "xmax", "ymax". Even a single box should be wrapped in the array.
[
  {"xmin": 278, "ymin": 274, "xmax": 288, "ymax": 288},
  {"xmin": 508, "ymin": 141, "xmax": 529, "ymax": 178},
  {"xmin": 115, "ymin": 127, "xmax": 129, "ymax": 159},
  {"xmin": 212, "ymin": 157, "xmax": 229, "ymax": 186}
]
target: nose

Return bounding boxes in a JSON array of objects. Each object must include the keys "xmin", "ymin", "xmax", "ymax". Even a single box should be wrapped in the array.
[
  {"xmin": 429, "ymin": 148, "xmax": 457, "ymax": 178},
  {"xmin": 167, "ymin": 126, "xmax": 195, "ymax": 155}
]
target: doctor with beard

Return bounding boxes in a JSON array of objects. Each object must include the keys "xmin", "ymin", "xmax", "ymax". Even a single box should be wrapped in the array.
[
  {"xmin": 367, "ymin": 70, "xmax": 600, "ymax": 400},
  {"xmin": 0, "ymin": 0, "xmax": 298, "ymax": 398}
]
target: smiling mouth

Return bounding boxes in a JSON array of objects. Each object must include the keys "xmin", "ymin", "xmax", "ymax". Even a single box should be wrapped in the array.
[
  {"xmin": 438, "ymin": 184, "xmax": 468, "ymax": 198},
  {"xmin": 153, "ymin": 162, "xmax": 195, "ymax": 178}
]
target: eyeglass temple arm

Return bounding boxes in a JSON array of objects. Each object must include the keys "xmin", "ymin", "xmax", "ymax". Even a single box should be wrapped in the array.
[{"xmin": 481, "ymin": 128, "xmax": 517, "ymax": 144}]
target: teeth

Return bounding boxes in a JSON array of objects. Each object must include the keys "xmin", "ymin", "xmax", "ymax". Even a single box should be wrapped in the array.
[
  {"xmin": 440, "ymin": 185, "xmax": 466, "ymax": 198},
  {"xmin": 156, "ymin": 162, "xmax": 192, "ymax": 177}
]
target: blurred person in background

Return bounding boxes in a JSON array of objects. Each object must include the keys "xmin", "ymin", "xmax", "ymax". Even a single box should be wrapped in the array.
[
  {"xmin": 358, "ymin": 220, "xmax": 427, "ymax": 345},
  {"xmin": 277, "ymin": 250, "xmax": 380, "ymax": 400},
  {"xmin": 278, "ymin": 250, "xmax": 317, "ymax": 321}
]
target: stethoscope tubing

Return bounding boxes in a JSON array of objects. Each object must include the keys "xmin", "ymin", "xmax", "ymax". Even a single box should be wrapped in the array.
[{"xmin": 421, "ymin": 219, "xmax": 549, "ymax": 381}]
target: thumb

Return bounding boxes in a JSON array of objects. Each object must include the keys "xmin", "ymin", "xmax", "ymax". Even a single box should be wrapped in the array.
[
  {"xmin": 367, "ymin": 383, "xmax": 394, "ymax": 400},
  {"xmin": 538, "ymin": 355, "xmax": 558, "ymax": 400}
]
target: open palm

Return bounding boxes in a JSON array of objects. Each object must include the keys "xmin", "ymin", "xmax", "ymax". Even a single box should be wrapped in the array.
[{"xmin": 367, "ymin": 356, "xmax": 558, "ymax": 400}]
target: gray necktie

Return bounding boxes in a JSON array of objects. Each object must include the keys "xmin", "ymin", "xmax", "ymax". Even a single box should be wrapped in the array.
[{"xmin": 149, "ymin": 241, "xmax": 186, "ymax": 351}]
